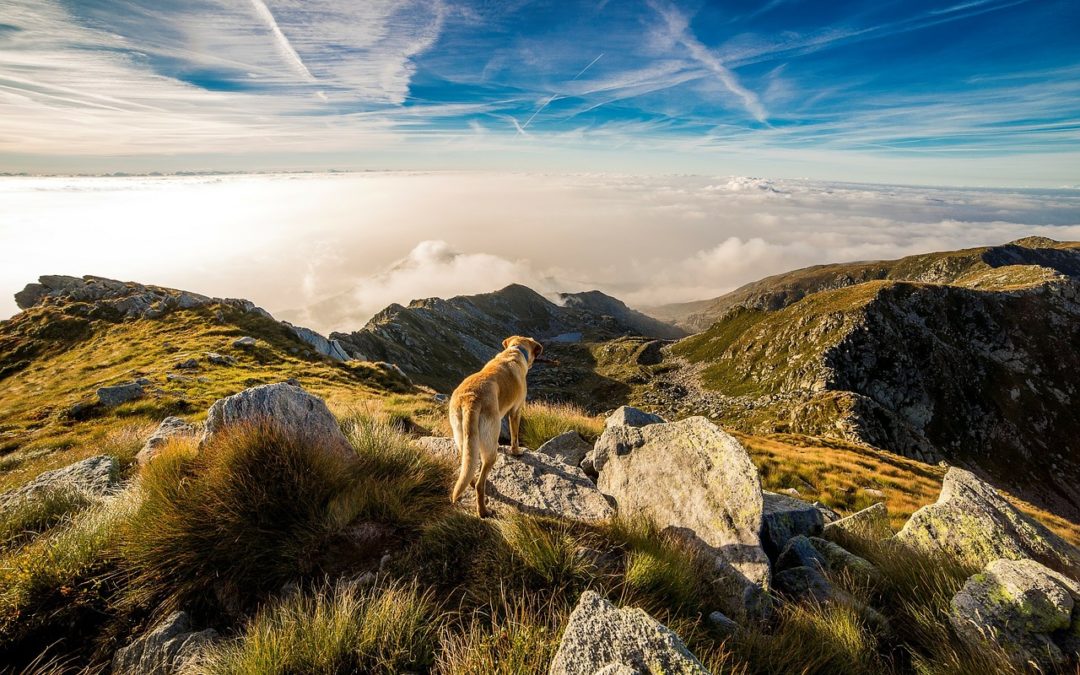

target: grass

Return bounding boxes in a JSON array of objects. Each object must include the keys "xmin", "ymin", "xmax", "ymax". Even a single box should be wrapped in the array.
[
  {"xmin": 519, "ymin": 401, "xmax": 603, "ymax": 450},
  {"xmin": 0, "ymin": 486, "xmax": 94, "ymax": 551}
]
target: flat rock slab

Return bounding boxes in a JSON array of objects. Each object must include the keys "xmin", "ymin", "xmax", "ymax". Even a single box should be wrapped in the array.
[
  {"xmin": 112, "ymin": 611, "xmax": 218, "ymax": 675},
  {"xmin": 0, "ymin": 455, "xmax": 119, "ymax": 508},
  {"xmin": 537, "ymin": 431, "xmax": 592, "ymax": 467},
  {"xmin": 97, "ymin": 382, "xmax": 144, "ymax": 407},
  {"xmin": 896, "ymin": 468, "xmax": 1080, "ymax": 578},
  {"xmin": 548, "ymin": 590, "xmax": 708, "ymax": 675},
  {"xmin": 604, "ymin": 406, "xmax": 665, "ymax": 429}
]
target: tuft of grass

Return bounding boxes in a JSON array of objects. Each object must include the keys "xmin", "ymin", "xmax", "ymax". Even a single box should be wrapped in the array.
[
  {"xmin": 602, "ymin": 516, "xmax": 705, "ymax": 611},
  {"xmin": 0, "ymin": 487, "xmax": 94, "ymax": 551},
  {"xmin": 519, "ymin": 401, "xmax": 603, "ymax": 450},
  {"xmin": 196, "ymin": 579, "xmax": 439, "ymax": 675},
  {"xmin": 496, "ymin": 515, "xmax": 594, "ymax": 588}
]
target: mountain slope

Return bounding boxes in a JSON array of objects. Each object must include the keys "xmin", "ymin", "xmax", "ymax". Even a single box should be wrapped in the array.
[{"xmin": 650, "ymin": 238, "xmax": 1080, "ymax": 521}]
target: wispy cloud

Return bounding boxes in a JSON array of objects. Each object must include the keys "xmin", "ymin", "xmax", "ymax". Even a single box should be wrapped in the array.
[{"xmin": 248, "ymin": 0, "xmax": 315, "ymax": 82}]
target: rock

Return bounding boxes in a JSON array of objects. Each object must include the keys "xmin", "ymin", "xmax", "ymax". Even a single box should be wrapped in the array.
[
  {"xmin": 814, "ymin": 501, "xmax": 841, "ymax": 524},
  {"xmin": 824, "ymin": 502, "xmax": 892, "ymax": 540},
  {"xmin": 201, "ymin": 382, "xmax": 354, "ymax": 459},
  {"xmin": 807, "ymin": 537, "xmax": 881, "ymax": 584},
  {"xmin": 604, "ymin": 406, "xmax": 665, "ymax": 429},
  {"xmin": 432, "ymin": 393, "xmax": 449, "ymax": 404},
  {"xmin": 776, "ymin": 535, "xmax": 829, "ymax": 573},
  {"xmin": 896, "ymin": 468, "xmax": 1080, "ymax": 578},
  {"xmin": 707, "ymin": 611, "xmax": 738, "ymax": 634},
  {"xmin": 174, "ymin": 358, "xmax": 199, "ymax": 370},
  {"xmin": 97, "ymin": 382, "xmax": 144, "ymax": 407},
  {"xmin": 773, "ymin": 566, "xmax": 835, "ymax": 604},
  {"xmin": 949, "ymin": 558, "xmax": 1080, "ymax": 672},
  {"xmin": 204, "ymin": 352, "xmax": 235, "ymax": 366},
  {"xmin": 134, "ymin": 377, "xmax": 152, "ymax": 386},
  {"xmin": 137, "ymin": 417, "xmax": 196, "ymax": 466},
  {"xmin": 862, "ymin": 488, "xmax": 886, "ymax": 499},
  {"xmin": 232, "ymin": 336, "xmax": 257, "ymax": 348},
  {"xmin": 761, "ymin": 491, "xmax": 824, "ymax": 559},
  {"xmin": 0, "ymin": 455, "xmax": 119, "ymax": 508},
  {"xmin": 112, "ymin": 611, "xmax": 218, "ymax": 675},
  {"xmin": 593, "ymin": 417, "xmax": 769, "ymax": 618},
  {"xmin": 537, "ymin": 431, "xmax": 592, "ymax": 467},
  {"xmin": 415, "ymin": 436, "xmax": 458, "ymax": 464},
  {"xmin": 284, "ymin": 323, "xmax": 353, "ymax": 361},
  {"xmin": 548, "ymin": 590, "xmax": 708, "ymax": 675}
]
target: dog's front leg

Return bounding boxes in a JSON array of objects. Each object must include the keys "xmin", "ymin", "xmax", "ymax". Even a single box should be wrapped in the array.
[{"xmin": 508, "ymin": 406, "xmax": 524, "ymax": 455}]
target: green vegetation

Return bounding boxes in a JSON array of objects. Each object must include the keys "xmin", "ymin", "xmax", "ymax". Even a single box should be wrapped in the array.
[{"xmin": 520, "ymin": 401, "xmax": 604, "ymax": 449}]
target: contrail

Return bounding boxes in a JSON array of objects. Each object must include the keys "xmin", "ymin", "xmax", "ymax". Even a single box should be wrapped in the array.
[
  {"xmin": 522, "ymin": 53, "xmax": 603, "ymax": 131},
  {"xmin": 572, "ymin": 53, "xmax": 604, "ymax": 80},
  {"xmin": 249, "ymin": 0, "xmax": 315, "ymax": 81}
]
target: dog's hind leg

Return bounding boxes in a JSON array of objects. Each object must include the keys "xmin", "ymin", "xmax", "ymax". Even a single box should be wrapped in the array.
[
  {"xmin": 450, "ymin": 401, "xmax": 480, "ymax": 504},
  {"xmin": 474, "ymin": 411, "xmax": 501, "ymax": 518}
]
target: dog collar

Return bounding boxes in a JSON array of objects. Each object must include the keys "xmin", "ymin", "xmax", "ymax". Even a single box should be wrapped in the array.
[{"xmin": 515, "ymin": 345, "xmax": 531, "ymax": 365}]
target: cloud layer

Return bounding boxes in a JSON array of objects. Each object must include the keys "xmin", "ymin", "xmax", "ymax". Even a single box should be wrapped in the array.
[{"xmin": 2, "ymin": 172, "xmax": 1078, "ymax": 333}]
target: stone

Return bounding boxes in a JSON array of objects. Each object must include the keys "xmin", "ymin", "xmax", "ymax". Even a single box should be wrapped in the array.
[
  {"xmin": 862, "ymin": 488, "xmax": 886, "ymax": 499},
  {"xmin": 896, "ymin": 468, "xmax": 1080, "ymax": 578},
  {"xmin": 949, "ymin": 558, "xmax": 1080, "ymax": 672},
  {"xmin": 604, "ymin": 406, "xmax": 665, "ymax": 429},
  {"xmin": 174, "ymin": 358, "xmax": 199, "ymax": 370},
  {"xmin": 593, "ymin": 417, "xmax": 769, "ymax": 618},
  {"xmin": 432, "ymin": 393, "xmax": 449, "ymax": 404},
  {"xmin": 112, "ymin": 611, "xmax": 218, "ymax": 675},
  {"xmin": 807, "ymin": 537, "xmax": 881, "ymax": 584},
  {"xmin": 232, "ymin": 336, "xmax": 257, "ymax": 348},
  {"xmin": 814, "ymin": 501, "xmax": 841, "ymax": 524},
  {"xmin": 97, "ymin": 382, "xmax": 144, "ymax": 407},
  {"xmin": 285, "ymin": 323, "xmax": 353, "ymax": 361},
  {"xmin": 773, "ymin": 566, "xmax": 835, "ymax": 604},
  {"xmin": 537, "ymin": 431, "xmax": 592, "ymax": 467},
  {"xmin": 0, "ymin": 455, "xmax": 119, "ymax": 508},
  {"xmin": 201, "ymin": 382, "xmax": 354, "ymax": 459},
  {"xmin": 824, "ymin": 502, "xmax": 892, "ymax": 541},
  {"xmin": 707, "ymin": 610, "xmax": 739, "ymax": 634},
  {"xmin": 486, "ymin": 450, "xmax": 614, "ymax": 522},
  {"xmin": 205, "ymin": 352, "xmax": 236, "ymax": 366},
  {"xmin": 548, "ymin": 590, "xmax": 708, "ymax": 675},
  {"xmin": 415, "ymin": 436, "xmax": 459, "ymax": 464},
  {"xmin": 776, "ymin": 535, "xmax": 829, "ymax": 573},
  {"xmin": 137, "ymin": 417, "xmax": 197, "ymax": 466},
  {"xmin": 761, "ymin": 491, "xmax": 824, "ymax": 559},
  {"xmin": 374, "ymin": 361, "xmax": 411, "ymax": 383}
]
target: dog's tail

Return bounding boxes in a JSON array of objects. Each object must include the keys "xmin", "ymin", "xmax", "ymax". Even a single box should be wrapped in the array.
[{"xmin": 451, "ymin": 398, "xmax": 481, "ymax": 503}]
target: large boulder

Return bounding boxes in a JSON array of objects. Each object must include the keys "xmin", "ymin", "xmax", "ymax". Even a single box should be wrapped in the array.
[
  {"xmin": 548, "ymin": 590, "xmax": 708, "ymax": 675},
  {"xmin": 112, "ymin": 611, "xmax": 218, "ymax": 675},
  {"xmin": 201, "ymin": 382, "xmax": 354, "ymax": 459},
  {"xmin": 593, "ymin": 416, "xmax": 769, "ymax": 617},
  {"xmin": 896, "ymin": 468, "xmax": 1080, "ymax": 578},
  {"xmin": 97, "ymin": 382, "xmax": 144, "ymax": 407},
  {"xmin": 0, "ymin": 455, "xmax": 119, "ymax": 508},
  {"xmin": 823, "ymin": 502, "xmax": 891, "ymax": 541},
  {"xmin": 604, "ymin": 406, "xmax": 665, "ymax": 429},
  {"xmin": 760, "ymin": 491, "xmax": 824, "ymax": 559},
  {"xmin": 949, "ymin": 558, "xmax": 1080, "ymax": 672},
  {"xmin": 537, "ymin": 431, "xmax": 592, "ymax": 467},
  {"xmin": 137, "ymin": 417, "xmax": 197, "ymax": 466}
]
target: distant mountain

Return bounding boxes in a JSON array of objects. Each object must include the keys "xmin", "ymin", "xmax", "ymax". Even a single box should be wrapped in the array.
[
  {"xmin": 645, "ymin": 237, "xmax": 1080, "ymax": 521},
  {"xmin": 649, "ymin": 237, "xmax": 1080, "ymax": 332},
  {"xmin": 331, "ymin": 284, "xmax": 686, "ymax": 393}
]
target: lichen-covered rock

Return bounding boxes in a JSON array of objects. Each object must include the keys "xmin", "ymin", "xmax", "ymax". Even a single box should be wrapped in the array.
[
  {"xmin": 949, "ymin": 558, "xmax": 1080, "ymax": 672},
  {"xmin": 824, "ymin": 502, "xmax": 891, "ymax": 540},
  {"xmin": 112, "ymin": 611, "xmax": 217, "ymax": 675},
  {"xmin": 97, "ymin": 382, "xmax": 144, "ymax": 407},
  {"xmin": 204, "ymin": 352, "xmax": 236, "ymax": 366},
  {"xmin": 537, "ymin": 431, "xmax": 592, "ymax": 467},
  {"xmin": 896, "ymin": 468, "xmax": 1080, "ymax": 578},
  {"xmin": 761, "ymin": 491, "xmax": 824, "ymax": 559},
  {"xmin": 0, "ymin": 455, "xmax": 119, "ymax": 508},
  {"xmin": 776, "ymin": 535, "xmax": 880, "ymax": 585},
  {"xmin": 201, "ymin": 382, "xmax": 354, "ymax": 459},
  {"xmin": 593, "ymin": 416, "xmax": 769, "ymax": 617},
  {"xmin": 604, "ymin": 406, "xmax": 665, "ymax": 429},
  {"xmin": 548, "ymin": 590, "xmax": 708, "ymax": 675},
  {"xmin": 137, "ymin": 417, "xmax": 196, "ymax": 466}
]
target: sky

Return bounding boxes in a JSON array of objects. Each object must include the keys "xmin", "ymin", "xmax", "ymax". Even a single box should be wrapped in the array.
[
  {"xmin": 1, "ymin": 0, "xmax": 1078, "ymax": 184},
  {"xmin": 3, "ymin": 172, "xmax": 1079, "ymax": 333}
]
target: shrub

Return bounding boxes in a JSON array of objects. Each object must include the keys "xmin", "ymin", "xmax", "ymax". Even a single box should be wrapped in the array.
[
  {"xmin": 520, "ymin": 401, "xmax": 603, "ymax": 450},
  {"xmin": 196, "ymin": 579, "xmax": 439, "ymax": 675}
]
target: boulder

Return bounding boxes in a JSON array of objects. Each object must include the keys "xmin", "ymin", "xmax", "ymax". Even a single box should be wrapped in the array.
[
  {"xmin": 415, "ymin": 436, "xmax": 458, "ymax": 464},
  {"xmin": 761, "ymin": 491, "xmax": 824, "ymax": 559},
  {"xmin": 112, "ymin": 611, "xmax": 218, "ymax": 675},
  {"xmin": 201, "ymin": 382, "xmax": 354, "ymax": 459},
  {"xmin": 824, "ymin": 502, "xmax": 891, "ymax": 541},
  {"xmin": 537, "ymin": 431, "xmax": 592, "ymax": 467},
  {"xmin": 773, "ymin": 565, "xmax": 835, "ymax": 604},
  {"xmin": 285, "ymin": 323, "xmax": 352, "ymax": 361},
  {"xmin": 137, "ymin": 417, "xmax": 197, "ymax": 466},
  {"xmin": 776, "ymin": 535, "xmax": 879, "ymax": 584},
  {"xmin": 593, "ymin": 417, "xmax": 769, "ymax": 617},
  {"xmin": 949, "ymin": 558, "xmax": 1080, "ymax": 672},
  {"xmin": 548, "ymin": 590, "xmax": 708, "ymax": 675},
  {"xmin": 776, "ymin": 535, "xmax": 829, "ymax": 573},
  {"xmin": 204, "ymin": 352, "xmax": 236, "ymax": 366},
  {"xmin": 0, "ymin": 455, "xmax": 119, "ymax": 508},
  {"xmin": 232, "ymin": 336, "xmax": 257, "ymax": 348},
  {"xmin": 896, "ymin": 468, "xmax": 1080, "ymax": 578},
  {"xmin": 604, "ymin": 406, "xmax": 665, "ymax": 429},
  {"xmin": 97, "ymin": 382, "xmax": 144, "ymax": 407}
]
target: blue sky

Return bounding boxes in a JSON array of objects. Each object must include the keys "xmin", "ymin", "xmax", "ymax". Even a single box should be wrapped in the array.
[{"xmin": 1, "ymin": 0, "xmax": 1078, "ymax": 184}]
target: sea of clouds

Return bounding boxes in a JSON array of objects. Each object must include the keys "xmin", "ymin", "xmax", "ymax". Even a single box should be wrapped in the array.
[{"xmin": 1, "ymin": 172, "xmax": 1078, "ymax": 333}]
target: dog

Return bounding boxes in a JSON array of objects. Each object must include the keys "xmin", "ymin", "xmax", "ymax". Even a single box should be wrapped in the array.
[{"xmin": 449, "ymin": 335, "xmax": 543, "ymax": 518}]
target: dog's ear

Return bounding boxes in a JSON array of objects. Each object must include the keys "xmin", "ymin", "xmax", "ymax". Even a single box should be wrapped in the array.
[
  {"xmin": 502, "ymin": 337, "xmax": 512, "ymax": 349},
  {"xmin": 531, "ymin": 339, "xmax": 544, "ymax": 357}
]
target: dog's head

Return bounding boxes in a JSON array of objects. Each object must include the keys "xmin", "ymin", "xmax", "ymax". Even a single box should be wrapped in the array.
[{"xmin": 503, "ymin": 335, "xmax": 543, "ymax": 366}]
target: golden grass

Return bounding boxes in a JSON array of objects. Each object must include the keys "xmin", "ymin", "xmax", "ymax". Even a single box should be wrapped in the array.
[{"xmin": 520, "ymin": 401, "xmax": 603, "ymax": 450}]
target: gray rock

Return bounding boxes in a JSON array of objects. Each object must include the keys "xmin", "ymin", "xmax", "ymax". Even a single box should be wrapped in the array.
[
  {"xmin": 773, "ymin": 565, "xmax": 835, "ymax": 604},
  {"xmin": 201, "ymin": 382, "xmax": 354, "ymax": 459},
  {"xmin": 232, "ymin": 336, "xmax": 257, "ymax": 348},
  {"xmin": 137, "ymin": 417, "xmax": 197, "ymax": 466},
  {"xmin": 548, "ymin": 590, "xmax": 708, "ymax": 675},
  {"xmin": 374, "ymin": 361, "xmax": 410, "ymax": 383},
  {"xmin": 604, "ymin": 406, "xmax": 665, "ymax": 429},
  {"xmin": 0, "ymin": 455, "xmax": 119, "ymax": 508},
  {"xmin": 707, "ymin": 610, "xmax": 739, "ymax": 634},
  {"xmin": 432, "ymin": 393, "xmax": 449, "ymax": 404},
  {"xmin": 814, "ymin": 501, "xmax": 841, "ymax": 524},
  {"xmin": 776, "ymin": 535, "xmax": 829, "ymax": 573},
  {"xmin": 97, "ymin": 382, "xmax": 144, "ymax": 407},
  {"xmin": 896, "ymin": 468, "xmax": 1080, "ymax": 578},
  {"xmin": 537, "ymin": 431, "xmax": 592, "ymax": 467},
  {"xmin": 807, "ymin": 537, "xmax": 881, "ymax": 584},
  {"xmin": 204, "ymin": 352, "xmax": 236, "ymax": 366},
  {"xmin": 949, "ymin": 558, "xmax": 1080, "ymax": 672},
  {"xmin": 285, "ymin": 323, "xmax": 352, "ymax": 361},
  {"xmin": 761, "ymin": 491, "xmax": 824, "ymax": 559},
  {"xmin": 593, "ymin": 417, "xmax": 769, "ymax": 618},
  {"xmin": 824, "ymin": 502, "xmax": 892, "ymax": 541},
  {"xmin": 174, "ymin": 358, "xmax": 199, "ymax": 370},
  {"xmin": 415, "ymin": 436, "xmax": 459, "ymax": 464},
  {"xmin": 112, "ymin": 611, "xmax": 218, "ymax": 675}
]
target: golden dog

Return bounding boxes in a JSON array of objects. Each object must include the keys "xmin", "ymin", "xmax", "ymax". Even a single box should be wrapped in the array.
[{"xmin": 449, "ymin": 335, "xmax": 543, "ymax": 517}]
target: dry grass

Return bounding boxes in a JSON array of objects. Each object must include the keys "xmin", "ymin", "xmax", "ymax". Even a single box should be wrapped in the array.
[{"xmin": 519, "ymin": 401, "xmax": 603, "ymax": 450}]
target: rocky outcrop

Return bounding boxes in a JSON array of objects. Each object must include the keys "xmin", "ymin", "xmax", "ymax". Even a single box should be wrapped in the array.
[
  {"xmin": 896, "ymin": 468, "xmax": 1080, "ymax": 578},
  {"xmin": 760, "ymin": 491, "xmax": 824, "ymax": 559},
  {"xmin": 949, "ymin": 558, "xmax": 1080, "ymax": 672},
  {"xmin": 823, "ymin": 502, "xmax": 891, "ymax": 540},
  {"xmin": 112, "ymin": 611, "xmax": 218, "ymax": 675},
  {"xmin": 137, "ymin": 417, "xmax": 197, "ymax": 465},
  {"xmin": 201, "ymin": 382, "xmax": 354, "ymax": 459},
  {"xmin": 0, "ymin": 455, "xmax": 119, "ymax": 508},
  {"xmin": 536, "ymin": 431, "xmax": 592, "ymax": 467},
  {"xmin": 548, "ymin": 591, "xmax": 707, "ymax": 675},
  {"xmin": 777, "ymin": 535, "xmax": 880, "ymax": 586},
  {"xmin": 97, "ymin": 382, "xmax": 144, "ymax": 407},
  {"xmin": 592, "ymin": 416, "xmax": 769, "ymax": 617},
  {"xmin": 604, "ymin": 406, "xmax": 665, "ymax": 429},
  {"xmin": 284, "ymin": 323, "xmax": 352, "ymax": 362}
]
